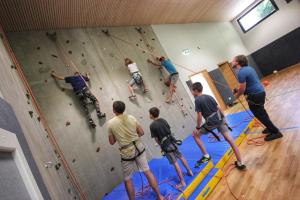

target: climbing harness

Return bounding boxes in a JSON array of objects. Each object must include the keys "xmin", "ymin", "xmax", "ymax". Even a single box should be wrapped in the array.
[
  {"xmin": 132, "ymin": 71, "xmax": 143, "ymax": 85},
  {"xmin": 160, "ymin": 135, "xmax": 182, "ymax": 155},
  {"xmin": 119, "ymin": 140, "xmax": 146, "ymax": 162}
]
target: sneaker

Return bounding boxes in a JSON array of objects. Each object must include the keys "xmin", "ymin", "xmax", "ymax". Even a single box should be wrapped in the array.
[
  {"xmin": 264, "ymin": 132, "xmax": 283, "ymax": 141},
  {"xmin": 262, "ymin": 128, "xmax": 269, "ymax": 134},
  {"xmin": 97, "ymin": 112, "xmax": 106, "ymax": 118},
  {"xmin": 234, "ymin": 161, "xmax": 246, "ymax": 171},
  {"xmin": 195, "ymin": 156, "xmax": 211, "ymax": 168},
  {"xmin": 89, "ymin": 119, "xmax": 96, "ymax": 128}
]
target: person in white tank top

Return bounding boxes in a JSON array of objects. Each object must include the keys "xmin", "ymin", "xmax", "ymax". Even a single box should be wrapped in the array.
[{"xmin": 125, "ymin": 58, "xmax": 149, "ymax": 99}]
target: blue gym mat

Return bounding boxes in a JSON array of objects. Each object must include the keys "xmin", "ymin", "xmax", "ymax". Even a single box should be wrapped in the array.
[{"xmin": 103, "ymin": 111, "xmax": 253, "ymax": 200}]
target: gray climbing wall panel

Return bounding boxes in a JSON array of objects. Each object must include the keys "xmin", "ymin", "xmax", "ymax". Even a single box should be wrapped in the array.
[{"xmin": 7, "ymin": 26, "xmax": 195, "ymax": 199}]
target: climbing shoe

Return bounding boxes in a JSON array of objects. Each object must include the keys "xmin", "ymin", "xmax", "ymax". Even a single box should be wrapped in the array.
[
  {"xmin": 235, "ymin": 161, "xmax": 246, "ymax": 171},
  {"xmin": 194, "ymin": 155, "xmax": 211, "ymax": 168},
  {"xmin": 89, "ymin": 119, "xmax": 96, "ymax": 128},
  {"xmin": 97, "ymin": 112, "xmax": 106, "ymax": 118},
  {"xmin": 264, "ymin": 132, "xmax": 283, "ymax": 141}
]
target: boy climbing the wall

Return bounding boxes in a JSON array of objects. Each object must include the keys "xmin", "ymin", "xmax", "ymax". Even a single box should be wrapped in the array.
[
  {"xmin": 107, "ymin": 101, "xmax": 164, "ymax": 200},
  {"xmin": 147, "ymin": 57, "xmax": 179, "ymax": 103},
  {"xmin": 51, "ymin": 70, "xmax": 105, "ymax": 128},
  {"xmin": 191, "ymin": 82, "xmax": 246, "ymax": 170},
  {"xmin": 149, "ymin": 107, "xmax": 193, "ymax": 189},
  {"xmin": 124, "ymin": 58, "xmax": 149, "ymax": 100}
]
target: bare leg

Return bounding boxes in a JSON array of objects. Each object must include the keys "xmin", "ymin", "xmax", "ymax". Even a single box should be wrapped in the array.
[
  {"xmin": 166, "ymin": 83, "xmax": 175, "ymax": 103},
  {"xmin": 124, "ymin": 179, "xmax": 135, "ymax": 200},
  {"xmin": 173, "ymin": 161, "xmax": 186, "ymax": 188},
  {"xmin": 178, "ymin": 156, "xmax": 193, "ymax": 176},
  {"xmin": 193, "ymin": 134, "xmax": 209, "ymax": 155},
  {"xmin": 143, "ymin": 170, "xmax": 164, "ymax": 200},
  {"xmin": 222, "ymin": 131, "xmax": 242, "ymax": 162},
  {"xmin": 128, "ymin": 84, "xmax": 135, "ymax": 97}
]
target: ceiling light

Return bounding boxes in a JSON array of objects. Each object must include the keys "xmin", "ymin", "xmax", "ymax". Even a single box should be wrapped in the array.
[{"xmin": 182, "ymin": 49, "xmax": 191, "ymax": 55}]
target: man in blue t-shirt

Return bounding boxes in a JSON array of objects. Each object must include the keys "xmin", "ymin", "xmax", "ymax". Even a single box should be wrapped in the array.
[
  {"xmin": 232, "ymin": 55, "xmax": 282, "ymax": 141},
  {"xmin": 51, "ymin": 70, "xmax": 105, "ymax": 128},
  {"xmin": 148, "ymin": 57, "xmax": 179, "ymax": 103}
]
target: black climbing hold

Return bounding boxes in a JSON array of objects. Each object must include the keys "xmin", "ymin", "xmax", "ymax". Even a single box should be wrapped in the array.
[
  {"xmin": 61, "ymin": 88, "xmax": 65, "ymax": 92},
  {"xmin": 11, "ymin": 65, "xmax": 16, "ymax": 69},
  {"xmin": 81, "ymin": 53, "xmax": 84, "ymax": 57},
  {"xmin": 66, "ymin": 175, "xmax": 69, "ymax": 179},
  {"xmin": 55, "ymin": 163, "xmax": 61, "ymax": 170},
  {"xmin": 66, "ymin": 121, "xmax": 71, "ymax": 126},
  {"xmin": 99, "ymin": 87, "xmax": 102, "ymax": 90},
  {"xmin": 69, "ymin": 103, "xmax": 72, "ymax": 106},
  {"xmin": 37, "ymin": 116, "xmax": 41, "ymax": 122},
  {"xmin": 66, "ymin": 40, "xmax": 70, "ymax": 43},
  {"xmin": 46, "ymin": 32, "xmax": 57, "ymax": 41},
  {"xmin": 142, "ymin": 51, "xmax": 145, "ymax": 53},
  {"xmin": 110, "ymin": 167, "xmax": 115, "ymax": 172},
  {"xmin": 143, "ymin": 31, "xmax": 146, "ymax": 34},
  {"xmin": 68, "ymin": 188, "xmax": 71, "ymax": 194},
  {"xmin": 160, "ymin": 78, "xmax": 163, "ymax": 81},
  {"xmin": 46, "ymin": 135, "xmax": 49, "ymax": 138},
  {"xmin": 28, "ymin": 111, "xmax": 33, "ymax": 118},
  {"xmin": 51, "ymin": 54, "xmax": 58, "ymax": 58},
  {"xmin": 74, "ymin": 196, "xmax": 77, "ymax": 200},
  {"xmin": 102, "ymin": 29, "xmax": 110, "ymax": 36},
  {"xmin": 27, "ymin": 101, "xmax": 30, "ymax": 105},
  {"xmin": 82, "ymin": 42, "xmax": 85, "ymax": 45},
  {"xmin": 26, "ymin": 93, "xmax": 30, "ymax": 99},
  {"xmin": 37, "ymin": 46, "xmax": 40, "ymax": 50},
  {"xmin": 136, "ymin": 44, "xmax": 139, "ymax": 46},
  {"xmin": 96, "ymin": 147, "xmax": 100, "ymax": 152},
  {"xmin": 140, "ymin": 39, "xmax": 143, "ymax": 42},
  {"xmin": 152, "ymin": 38, "xmax": 155, "ymax": 41},
  {"xmin": 68, "ymin": 50, "xmax": 72, "ymax": 54},
  {"xmin": 72, "ymin": 159, "xmax": 76, "ymax": 163},
  {"xmin": 182, "ymin": 125, "xmax": 185, "ymax": 129},
  {"xmin": 190, "ymin": 106, "xmax": 193, "ymax": 110},
  {"xmin": 38, "ymin": 61, "xmax": 43, "ymax": 65},
  {"xmin": 45, "ymin": 79, "xmax": 48, "ymax": 83},
  {"xmin": 146, "ymin": 44, "xmax": 150, "ymax": 47},
  {"xmin": 181, "ymin": 98, "xmax": 183, "ymax": 101}
]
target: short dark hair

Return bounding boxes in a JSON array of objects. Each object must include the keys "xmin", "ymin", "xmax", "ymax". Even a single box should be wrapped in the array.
[
  {"xmin": 192, "ymin": 82, "xmax": 203, "ymax": 92},
  {"xmin": 149, "ymin": 107, "xmax": 160, "ymax": 118},
  {"xmin": 158, "ymin": 56, "xmax": 165, "ymax": 62},
  {"xmin": 235, "ymin": 55, "xmax": 248, "ymax": 67},
  {"xmin": 113, "ymin": 101, "xmax": 126, "ymax": 114}
]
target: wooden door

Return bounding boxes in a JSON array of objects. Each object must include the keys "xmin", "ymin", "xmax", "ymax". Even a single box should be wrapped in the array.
[{"xmin": 218, "ymin": 61, "xmax": 238, "ymax": 90}]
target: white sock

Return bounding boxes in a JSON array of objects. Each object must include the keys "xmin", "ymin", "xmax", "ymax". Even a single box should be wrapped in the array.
[{"xmin": 204, "ymin": 154, "xmax": 210, "ymax": 158}]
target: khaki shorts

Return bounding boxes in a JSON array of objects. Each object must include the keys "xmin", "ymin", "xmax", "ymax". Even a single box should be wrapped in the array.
[
  {"xmin": 121, "ymin": 143, "xmax": 150, "ymax": 181},
  {"xmin": 197, "ymin": 119, "xmax": 228, "ymax": 135},
  {"xmin": 168, "ymin": 73, "xmax": 179, "ymax": 85}
]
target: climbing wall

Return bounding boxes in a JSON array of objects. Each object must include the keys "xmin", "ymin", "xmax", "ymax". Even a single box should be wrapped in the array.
[{"xmin": 7, "ymin": 26, "xmax": 195, "ymax": 199}]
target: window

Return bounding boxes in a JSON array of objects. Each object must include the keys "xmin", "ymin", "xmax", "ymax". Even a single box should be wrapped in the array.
[{"xmin": 237, "ymin": 0, "xmax": 278, "ymax": 33}]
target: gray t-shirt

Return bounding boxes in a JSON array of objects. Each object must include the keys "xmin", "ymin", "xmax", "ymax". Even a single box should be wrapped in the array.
[{"xmin": 194, "ymin": 94, "xmax": 218, "ymax": 118}]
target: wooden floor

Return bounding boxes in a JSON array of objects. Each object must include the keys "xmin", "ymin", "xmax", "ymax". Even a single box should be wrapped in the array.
[{"xmin": 208, "ymin": 64, "xmax": 300, "ymax": 200}]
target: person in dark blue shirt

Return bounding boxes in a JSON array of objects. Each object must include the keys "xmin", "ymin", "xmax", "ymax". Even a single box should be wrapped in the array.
[
  {"xmin": 51, "ymin": 70, "xmax": 105, "ymax": 128},
  {"xmin": 232, "ymin": 55, "xmax": 282, "ymax": 141},
  {"xmin": 148, "ymin": 57, "xmax": 179, "ymax": 103}
]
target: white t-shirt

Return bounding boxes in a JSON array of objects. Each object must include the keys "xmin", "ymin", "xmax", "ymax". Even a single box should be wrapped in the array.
[{"xmin": 127, "ymin": 63, "xmax": 139, "ymax": 74}]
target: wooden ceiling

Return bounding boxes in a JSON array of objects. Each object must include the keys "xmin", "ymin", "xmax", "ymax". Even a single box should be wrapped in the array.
[{"xmin": 0, "ymin": 0, "xmax": 256, "ymax": 32}]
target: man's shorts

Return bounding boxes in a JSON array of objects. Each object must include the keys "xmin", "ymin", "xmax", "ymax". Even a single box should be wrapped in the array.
[
  {"xmin": 165, "ymin": 149, "xmax": 182, "ymax": 164},
  {"xmin": 197, "ymin": 119, "xmax": 228, "ymax": 135},
  {"xmin": 168, "ymin": 73, "xmax": 179, "ymax": 85},
  {"xmin": 121, "ymin": 143, "xmax": 149, "ymax": 181}
]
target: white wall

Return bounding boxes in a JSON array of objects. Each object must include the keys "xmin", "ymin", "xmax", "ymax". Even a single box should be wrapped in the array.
[
  {"xmin": 152, "ymin": 22, "xmax": 249, "ymax": 97},
  {"xmin": 232, "ymin": 0, "xmax": 300, "ymax": 53}
]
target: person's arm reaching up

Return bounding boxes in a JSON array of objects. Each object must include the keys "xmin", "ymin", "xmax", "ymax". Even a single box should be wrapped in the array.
[
  {"xmin": 147, "ymin": 58, "xmax": 162, "ymax": 68},
  {"xmin": 51, "ymin": 71, "xmax": 65, "ymax": 80}
]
